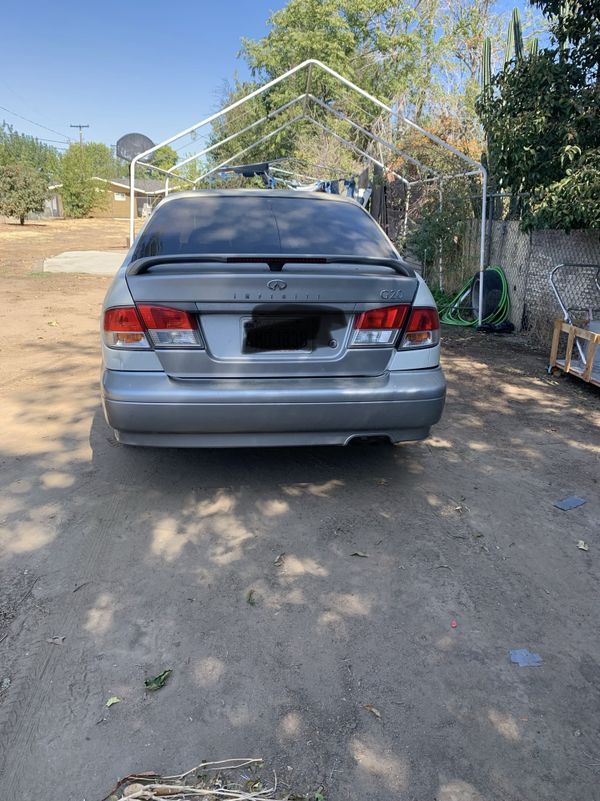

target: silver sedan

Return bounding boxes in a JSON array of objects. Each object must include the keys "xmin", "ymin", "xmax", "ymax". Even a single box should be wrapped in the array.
[{"xmin": 101, "ymin": 190, "xmax": 445, "ymax": 447}]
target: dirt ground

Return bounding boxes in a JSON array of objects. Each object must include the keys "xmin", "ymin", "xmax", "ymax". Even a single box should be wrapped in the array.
[
  {"xmin": 1, "ymin": 221, "xmax": 600, "ymax": 801},
  {"xmin": 0, "ymin": 218, "xmax": 132, "ymax": 276}
]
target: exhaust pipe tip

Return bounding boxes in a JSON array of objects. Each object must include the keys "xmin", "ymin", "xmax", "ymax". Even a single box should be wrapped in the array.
[{"xmin": 346, "ymin": 434, "xmax": 394, "ymax": 446}]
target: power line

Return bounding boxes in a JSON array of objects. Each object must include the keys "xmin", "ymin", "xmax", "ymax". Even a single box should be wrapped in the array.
[
  {"xmin": 37, "ymin": 137, "xmax": 71, "ymax": 145},
  {"xmin": 0, "ymin": 103, "xmax": 71, "ymax": 142}
]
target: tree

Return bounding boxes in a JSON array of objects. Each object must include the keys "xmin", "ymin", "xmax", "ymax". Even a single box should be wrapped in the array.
[
  {"xmin": 291, "ymin": 126, "xmax": 360, "ymax": 178},
  {"xmin": 441, "ymin": 0, "xmax": 501, "ymax": 143},
  {"xmin": 138, "ymin": 144, "xmax": 179, "ymax": 181},
  {"xmin": 531, "ymin": 0, "xmax": 599, "ymax": 74},
  {"xmin": 0, "ymin": 163, "xmax": 47, "ymax": 224},
  {"xmin": 477, "ymin": 0, "xmax": 599, "ymax": 230},
  {"xmin": 240, "ymin": 0, "xmax": 445, "ymax": 119},
  {"xmin": 150, "ymin": 145, "xmax": 177, "ymax": 171},
  {"xmin": 241, "ymin": 0, "xmax": 358, "ymax": 86},
  {"xmin": 85, "ymin": 142, "xmax": 117, "ymax": 177},
  {"xmin": 59, "ymin": 142, "xmax": 116, "ymax": 217},
  {"xmin": 200, "ymin": 0, "xmax": 505, "ymax": 184},
  {"xmin": 0, "ymin": 123, "xmax": 60, "ymax": 183}
]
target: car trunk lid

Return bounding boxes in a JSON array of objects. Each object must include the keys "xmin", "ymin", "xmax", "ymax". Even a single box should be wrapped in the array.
[{"xmin": 125, "ymin": 257, "xmax": 418, "ymax": 378}]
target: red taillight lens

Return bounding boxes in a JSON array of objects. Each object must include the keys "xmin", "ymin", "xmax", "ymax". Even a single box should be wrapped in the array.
[
  {"xmin": 103, "ymin": 306, "xmax": 149, "ymax": 348},
  {"xmin": 354, "ymin": 305, "xmax": 409, "ymax": 330},
  {"xmin": 400, "ymin": 307, "xmax": 440, "ymax": 349},
  {"xmin": 137, "ymin": 305, "xmax": 203, "ymax": 348},
  {"xmin": 104, "ymin": 306, "xmax": 144, "ymax": 331},
  {"xmin": 351, "ymin": 304, "xmax": 409, "ymax": 347},
  {"xmin": 137, "ymin": 305, "xmax": 196, "ymax": 330},
  {"xmin": 406, "ymin": 307, "xmax": 439, "ymax": 332}
]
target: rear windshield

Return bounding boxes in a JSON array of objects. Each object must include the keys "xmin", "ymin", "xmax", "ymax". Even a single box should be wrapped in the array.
[{"xmin": 133, "ymin": 195, "xmax": 396, "ymax": 260}]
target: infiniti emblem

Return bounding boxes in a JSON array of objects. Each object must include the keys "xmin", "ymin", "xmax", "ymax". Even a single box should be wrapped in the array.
[{"xmin": 267, "ymin": 279, "xmax": 287, "ymax": 291}]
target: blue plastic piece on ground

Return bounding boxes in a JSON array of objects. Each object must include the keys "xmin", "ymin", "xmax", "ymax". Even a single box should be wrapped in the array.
[
  {"xmin": 554, "ymin": 496, "xmax": 586, "ymax": 511},
  {"xmin": 510, "ymin": 648, "xmax": 543, "ymax": 667}
]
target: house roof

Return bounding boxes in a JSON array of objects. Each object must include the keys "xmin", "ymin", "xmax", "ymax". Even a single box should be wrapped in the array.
[
  {"xmin": 97, "ymin": 176, "xmax": 167, "ymax": 195},
  {"xmin": 48, "ymin": 176, "xmax": 168, "ymax": 195}
]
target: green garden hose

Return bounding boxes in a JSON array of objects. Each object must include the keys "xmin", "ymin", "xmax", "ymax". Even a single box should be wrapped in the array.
[{"xmin": 439, "ymin": 266, "xmax": 510, "ymax": 327}]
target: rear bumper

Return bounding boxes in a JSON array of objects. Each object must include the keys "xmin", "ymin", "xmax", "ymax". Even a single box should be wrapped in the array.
[{"xmin": 101, "ymin": 367, "xmax": 446, "ymax": 447}]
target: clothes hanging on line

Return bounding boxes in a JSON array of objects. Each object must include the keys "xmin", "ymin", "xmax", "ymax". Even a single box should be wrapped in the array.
[{"xmin": 285, "ymin": 175, "xmax": 362, "ymax": 199}]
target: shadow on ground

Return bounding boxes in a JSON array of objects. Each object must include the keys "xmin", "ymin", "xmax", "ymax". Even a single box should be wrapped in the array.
[{"xmin": 1, "ymin": 331, "xmax": 600, "ymax": 801}]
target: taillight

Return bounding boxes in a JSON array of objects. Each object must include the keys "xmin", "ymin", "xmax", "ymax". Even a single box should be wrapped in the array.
[
  {"xmin": 103, "ymin": 306, "xmax": 149, "ymax": 349},
  {"xmin": 103, "ymin": 305, "xmax": 203, "ymax": 349},
  {"xmin": 137, "ymin": 305, "xmax": 203, "ymax": 348},
  {"xmin": 399, "ymin": 307, "xmax": 440, "ymax": 349},
  {"xmin": 351, "ymin": 304, "xmax": 409, "ymax": 347}
]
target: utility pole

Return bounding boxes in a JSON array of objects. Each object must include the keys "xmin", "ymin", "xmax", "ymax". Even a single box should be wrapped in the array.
[{"xmin": 70, "ymin": 123, "xmax": 89, "ymax": 150}]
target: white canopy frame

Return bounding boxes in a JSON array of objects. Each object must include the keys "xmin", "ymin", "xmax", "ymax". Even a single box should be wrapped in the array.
[
  {"xmin": 194, "ymin": 115, "xmax": 411, "ymax": 187},
  {"xmin": 161, "ymin": 94, "xmax": 428, "ymax": 195},
  {"xmin": 130, "ymin": 58, "xmax": 487, "ymax": 323},
  {"xmin": 163, "ymin": 93, "xmax": 437, "ymax": 191}
]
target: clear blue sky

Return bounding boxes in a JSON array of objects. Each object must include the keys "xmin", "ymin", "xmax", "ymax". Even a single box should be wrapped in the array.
[
  {"xmin": 0, "ymin": 0, "xmax": 287, "ymax": 149},
  {"xmin": 1, "ymin": 0, "xmax": 532, "ymax": 152}
]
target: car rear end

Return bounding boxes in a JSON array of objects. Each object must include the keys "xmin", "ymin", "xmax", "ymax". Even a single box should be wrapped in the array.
[{"xmin": 101, "ymin": 190, "xmax": 445, "ymax": 447}]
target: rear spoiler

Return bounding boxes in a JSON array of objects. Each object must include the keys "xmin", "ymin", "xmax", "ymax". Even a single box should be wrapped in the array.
[{"xmin": 126, "ymin": 253, "xmax": 415, "ymax": 278}]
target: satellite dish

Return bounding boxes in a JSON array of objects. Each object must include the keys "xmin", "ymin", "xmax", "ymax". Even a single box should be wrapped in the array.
[{"xmin": 116, "ymin": 133, "xmax": 155, "ymax": 162}]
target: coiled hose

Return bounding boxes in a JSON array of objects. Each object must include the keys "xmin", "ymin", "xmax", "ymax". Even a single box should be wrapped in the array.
[{"xmin": 439, "ymin": 266, "xmax": 510, "ymax": 327}]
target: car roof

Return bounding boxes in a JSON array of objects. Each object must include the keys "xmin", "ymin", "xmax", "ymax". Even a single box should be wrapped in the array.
[{"xmin": 156, "ymin": 189, "xmax": 361, "ymax": 208}]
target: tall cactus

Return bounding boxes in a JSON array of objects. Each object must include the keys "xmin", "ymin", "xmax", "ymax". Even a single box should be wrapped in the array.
[
  {"xmin": 481, "ymin": 37, "xmax": 492, "ymax": 93},
  {"xmin": 484, "ymin": 8, "xmax": 537, "ymax": 88},
  {"xmin": 505, "ymin": 8, "xmax": 524, "ymax": 65}
]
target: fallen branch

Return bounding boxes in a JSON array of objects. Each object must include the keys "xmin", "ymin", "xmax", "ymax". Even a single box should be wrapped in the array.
[
  {"xmin": 164, "ymin": 759, "xmax": 263, "ymax": 782},
  {"xmin": 100, "ymin": 757, "xmax": 285, "ymax": 801}
]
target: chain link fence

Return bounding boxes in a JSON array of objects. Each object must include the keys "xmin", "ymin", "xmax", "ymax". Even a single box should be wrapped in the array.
[{"xmin": 462, "ymin": 194, "xmax": 600, "ymax": 347}]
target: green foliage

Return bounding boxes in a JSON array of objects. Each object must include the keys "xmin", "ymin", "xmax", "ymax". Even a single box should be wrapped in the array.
[
  {"xmin": 144, "ymin": 669, "xmax": 172, "ymax": 691},
  {"xmin": 198, "ymin": 0, "xmax": 504, "ymax": 182},
  {"xmin": 150, "ymin": 145, "xmax": 177, "ymax": 171},
  {"xmin": 524, "ymin": 149, "xmax": 600, "ymax": 230},
  {"xmin": 206, "ymin": 79, "xmax": 291, "ymax": 173},
  {"xmin": 531, "ymin": 0, "xmax": 600, "ymax": 72},
  {"xmin": 477, "ymin": 0, "xmax": 600, "ymax": 232},
  {"xmin": 239, "ymin": 0, "xmax": 472, "ymax": 119},
  {"xmin": 0, "ymin": 163, "xmax": 47, "ymax": 224},
  {"xmin": 85, "ymin": 141, "xmax": 119, "ymax": 177},
  {"xmin": 0, "ymin": 123, "xmax": 60, "ymax": 183},
  {"xmin": 241, "ymin": 0, "xmax": 358, "ymax": 84},
  {"xmin": 407, "ymin": 181, "xmax": 474, "ymax": 289},
  {"xmin": 59, "ymin": 142, "xmax": 116, "ymax": 218},
  {"xmin": 291, "ymin": 126, "xmax": 360, "ymax": 178},
  {"xmin": 478, "ymin": 53, "xmax": 581, "ymax": 194}
]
